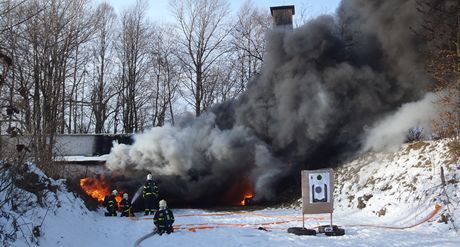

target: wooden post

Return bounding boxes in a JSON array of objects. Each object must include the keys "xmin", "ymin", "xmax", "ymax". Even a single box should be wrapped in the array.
[
  {"xmin": 440, "ymin": 166, "xmax": 446, "ymax": 186},
  {"xmin": 302, "ymin": 213, "xmax": 305, "ymax": 228}
]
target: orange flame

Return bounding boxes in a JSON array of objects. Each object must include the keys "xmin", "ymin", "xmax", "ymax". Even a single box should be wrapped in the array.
[
  {"xmin": 240, "ymin": 192, "xmax": 254, "ymax": 206},
  {"xmin": 238, "ymin": 177, "xmax": 254, "ymax": 206},
  {"xmin": 80, "ymin": 177, "xmax": 121, "ymax": 204}
]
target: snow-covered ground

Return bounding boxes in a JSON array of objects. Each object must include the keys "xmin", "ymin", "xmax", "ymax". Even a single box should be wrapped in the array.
[
  {"xmin": 3, "ymin": 139, "xmax": 460, "ymax": 247},
  {"xmin": 28, "ymin": 204, "xmax": 460, "ymax": 247}
]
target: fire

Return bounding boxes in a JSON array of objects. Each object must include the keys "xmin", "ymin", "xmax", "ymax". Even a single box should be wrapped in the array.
[
  {"xmin": 240, "ymin": 192, "xmax": 254, "ymax": 206},
  {"xmin": 225, "ymin": 176, "xmax": 255, "ymax": 206},
  {"xmin": 80, "ymin": 177, "xmax": 121, "ymax": 204}
]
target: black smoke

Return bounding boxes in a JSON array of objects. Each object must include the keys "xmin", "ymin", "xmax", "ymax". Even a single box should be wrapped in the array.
[
  {"xmin": 106, "ymin": 0, "xmax": 438, "ymax": 206},
  {"xmin": 234, "ymin": 0, "xmax": 429, "ymax": 173}
]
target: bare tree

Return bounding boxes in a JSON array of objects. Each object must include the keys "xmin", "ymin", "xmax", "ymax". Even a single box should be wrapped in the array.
[
  {"xmin": 0, "ymin": 1, "xmax": 19, "ymax": 128},
  {"xmin": 7, "ymin": 0, "xmax": 98, "ymax": 169},
  {"xmin": 117, "ymin": 0, "xmax": 151, "ymax": 133},
  {"xmin": 0, "ymin": 0, "xmax": 44, "ymax": 36},
  {"xmin": 0, "ymin": 1, "xmax": 96, "ymax": 242},
  {"xmin": 417, "ymin": 0, "xmax": 459, "ymax": 140},
  {"xmin": 294, "ymin": 2, "xmax": 313, "ymax": 27},
  {"xmin": 229, "ymin": 0, "xmax": 271, "ymax": 95},
  {"xmin": 170, "ymin": 0, "xmax": 231, "ymax": 116},
  {"xmin": 149, "ymin": 24, "xmax": 180, "ymax": 126},
  {"xmin": 90, "ymin": 2, "xmax": 117, "ymax": 133}
]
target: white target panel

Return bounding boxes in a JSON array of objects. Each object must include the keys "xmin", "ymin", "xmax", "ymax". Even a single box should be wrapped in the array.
[
  {"xmin": 301, "ymin": 169, "xmax": 334, "ymax": 214},
  {"xmin": 309, "ymin": 172, "xmax": 330, "ymax": 203}
]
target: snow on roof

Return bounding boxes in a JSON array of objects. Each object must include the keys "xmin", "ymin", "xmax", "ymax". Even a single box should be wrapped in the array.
[{"xmin": 55, "ymin": 155, "xmax": 109, "ymax": 162}]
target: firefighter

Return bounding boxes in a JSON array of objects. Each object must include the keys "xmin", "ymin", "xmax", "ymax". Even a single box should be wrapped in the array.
[
  {"xmin": 120, "ymin": 193, "xmax": 132, "ymax": 217},
  {"xmin": 153, "ymin": 199, "xmax": 175, "ymax": 235},
  {"xmin": 103, "ymin": 190, "xmax": 118, "ymax": 216},
  {"xmin": 143, "ymin": 173, "xmax": 159, "ymax": 215}
]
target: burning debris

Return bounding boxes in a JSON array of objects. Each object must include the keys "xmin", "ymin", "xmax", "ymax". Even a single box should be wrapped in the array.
[
  {"xmin": 239, "ymin": 179, "xmax": 254, "ymax": 206},
  {"xmin": 80, "ymin": 177, "xmax": 111, "ymax": 202},
  {"xmin": 80, "ymin": 177, "xmax": 121, "ymax": 205},
  {"xmin": 241, "ymin": 193, "xmax": 254, "ymax": 206},
  {"xmin": 106, "ymin": 0, "xmax": 440, "ymax": 206}
]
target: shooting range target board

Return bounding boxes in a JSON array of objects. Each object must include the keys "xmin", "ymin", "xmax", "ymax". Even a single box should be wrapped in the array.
[
  {"xmin": 301, "ymin": 169, "xmax": 334, "ymax": 214},
  {"xmin": 289, "ymin": 169, "xmax": 344, "ymax": 237}
]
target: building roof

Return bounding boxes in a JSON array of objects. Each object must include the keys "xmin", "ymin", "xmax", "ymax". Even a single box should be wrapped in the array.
[{"xmin": 270, "ymin": 5, "xmax": 295, "ymax": 16}]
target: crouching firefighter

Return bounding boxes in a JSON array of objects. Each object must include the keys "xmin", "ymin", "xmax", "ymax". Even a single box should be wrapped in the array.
[
  {"xmin": 153, "ymin": 200, "xmax": 174, "ymax": 235},
  {"xmin": 143, "ymin": 174, "xmax": 159, "ymax": 215},
  {"xmin": 120, "ymin": 193, "xmax": 132, "ymax": 217},
  {"xmin": 103, "ymin": 190, "xmax": 118, "ymax": 216}
]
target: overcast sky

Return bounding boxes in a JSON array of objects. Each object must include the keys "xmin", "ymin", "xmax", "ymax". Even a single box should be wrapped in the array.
[{"xmin": 94, "ymin": 0, "xmax": 342, "ymax": 23}]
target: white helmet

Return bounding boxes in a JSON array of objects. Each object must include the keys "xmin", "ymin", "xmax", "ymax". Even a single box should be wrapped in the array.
[
  {"xmin": 123, "ymin": 193, "xmax": 128, "ymax": 200},
  {"xmin": 112, "ymin": 190, "xmax": 118, "ymax": 196},
  {"xmin": 159, "ymin": 199, "xmax": 167, "ymax": 209},
  {"xmin": 147, "ymin": 174, "xmax": 152, "ymax": 180}
]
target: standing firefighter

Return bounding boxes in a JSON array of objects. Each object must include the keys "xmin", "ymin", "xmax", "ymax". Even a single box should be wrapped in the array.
[
  {"xmin": 120, "ymin": 193, "xmax": 132, "ymax": 217},
  {"xmin": 153, "ymin": 200, "xmax": 175, "ymax": 235},
  {"xmin": 103, "ymin": 190, "xmax": 118, "ymax": 216},
  {"xmin": 143, "ymin": 174, "xmax": 159, "ymax": 215}
]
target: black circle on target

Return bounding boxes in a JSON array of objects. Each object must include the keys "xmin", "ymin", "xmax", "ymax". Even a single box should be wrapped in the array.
[{"xmin": 315, "ymin": 186, "xmax": 322, "ymax": 193}]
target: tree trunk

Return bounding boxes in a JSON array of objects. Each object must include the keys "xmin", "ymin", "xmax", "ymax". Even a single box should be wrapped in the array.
[{"xmin": 457, "ymin": 8, "xmax": 460, "ymax": 75}]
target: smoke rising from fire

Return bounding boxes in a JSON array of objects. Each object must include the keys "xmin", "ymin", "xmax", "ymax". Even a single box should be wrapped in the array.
[
  {"xmin": 107, "ymin": 0, "xmax": 438, "ymax": 205},
  {"xmin": 362, "ymin": 93, "xmax": 439, "ymax": 152},
  {"xmin": 108, "ymin": 115, "xmax": 284, "ymax": 203}
]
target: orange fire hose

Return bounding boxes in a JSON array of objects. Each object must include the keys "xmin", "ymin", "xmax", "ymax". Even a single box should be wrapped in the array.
[
  {"xmin": 137, "ymin": 212, "xmax": 325, "ymax": 220},
  {"xmin": 173, "ymin": 221, "xmax": 296, "ymax": 232},
  {"xmin": 130, "ymin": 204, "xmax": 442, "ymax": 232},
  {"xmin": 344, "ymin": 203, "xmax": 442, "ymax": 230},
  {"xmin": 253, "ymin": 203, "xmax": 443, "ymax": 231}
]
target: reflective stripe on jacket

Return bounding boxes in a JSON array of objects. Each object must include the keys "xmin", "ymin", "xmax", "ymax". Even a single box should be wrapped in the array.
[
  {"xmin": 120, "ymin": 199, "xmax": 131, "ymax": 212},
  {"xmin": 143, "ymin": 180, "xmax": 159, "ymax": 197},
  {"xmin": 153, "ymin": 209, "xmax": 175, "ymax": 228}
]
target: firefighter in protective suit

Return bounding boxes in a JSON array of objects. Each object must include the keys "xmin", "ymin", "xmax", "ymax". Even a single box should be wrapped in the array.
[
  {"xmin": 143, "ymin": 174, "xmax": 159, "ymax": 215},
  {"xmin": 120, "ymin": 193, "xmax": 132, "ymax": 217},
  {"xmin": 153, "ymin": 199, "xmax": 175, "ymax": 235},
  {"xmin": 103, "ymin": 190, "xmax": 118, "ymax": 216}
]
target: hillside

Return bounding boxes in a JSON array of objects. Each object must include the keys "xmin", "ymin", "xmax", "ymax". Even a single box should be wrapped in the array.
[{"xmin": 334, "ymin": 139, "xmax": 459, "ymax": 231}]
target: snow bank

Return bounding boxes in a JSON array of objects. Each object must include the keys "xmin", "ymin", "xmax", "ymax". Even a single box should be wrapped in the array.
[
  {"xmin": 0, "ymin": 163, "xmax": 69, "ymax": 246},
  {"xmin": 334, "ymin": 139, "xmax": 460, "ymax": 232}
]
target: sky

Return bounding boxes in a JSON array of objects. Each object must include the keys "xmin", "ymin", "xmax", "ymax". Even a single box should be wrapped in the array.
[{"xmin": 94, "ymin": 0, "xmax": 342, "ymax": 23}]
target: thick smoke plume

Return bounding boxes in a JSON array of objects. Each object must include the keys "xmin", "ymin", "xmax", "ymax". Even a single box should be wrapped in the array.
[{"xmin": 107, "ymin": 0, "xmax": 438, "ymax": 205}]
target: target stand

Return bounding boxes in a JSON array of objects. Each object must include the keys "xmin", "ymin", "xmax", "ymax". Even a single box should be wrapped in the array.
[{"xmin": 288, "ymin": 169, "xmax": 345, "ymax": 236}]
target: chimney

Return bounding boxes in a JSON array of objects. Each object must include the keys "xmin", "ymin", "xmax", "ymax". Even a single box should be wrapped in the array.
[{"xmin": 270, "ymin": 5, "xmax": 295, "ymax": 29}]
